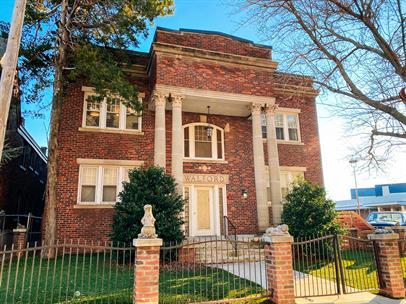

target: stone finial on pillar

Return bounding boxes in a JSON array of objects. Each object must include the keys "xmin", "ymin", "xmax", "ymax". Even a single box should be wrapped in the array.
[
  {"xmin": 262, "ymin": 224, "xmax": 295, "ymax": 304},
  {"xmin": 368, "ymin": 230, "xmax": 405, "ymax": 298},
  {"xmin": 133, "ymin": 205, "xmax": 163, "ymax": 304}
]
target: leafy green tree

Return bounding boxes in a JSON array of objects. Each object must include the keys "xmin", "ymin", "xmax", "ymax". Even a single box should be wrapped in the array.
[
  {"xmin": 281, "ymin": 179, "xmax": 341, "ymax": 239},
  {"xmin": 0, "ymin": 141, "xmax": 21, "ymax": 168},
  {"xmin": 13, "ymin": 0, "xmax": 174, "ymax": 246},
  {"xmin": 111, "ymin": 166, "xmax": 184, "ymax": 244}
]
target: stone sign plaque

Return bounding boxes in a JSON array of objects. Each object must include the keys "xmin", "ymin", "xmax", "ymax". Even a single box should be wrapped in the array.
[{"xmin": 183, "ymin": 174, "xmax": 229, "ymax": 185}]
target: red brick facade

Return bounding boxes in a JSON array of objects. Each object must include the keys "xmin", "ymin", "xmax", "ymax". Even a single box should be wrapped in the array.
[{"xmin": 54, "ymin": 28, "xmax": 323, "ymax": 241}]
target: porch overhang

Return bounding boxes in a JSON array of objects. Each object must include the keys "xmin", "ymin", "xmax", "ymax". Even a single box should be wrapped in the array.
[{"xmin": 152, "ymin": 84, "xmax": 276, "ymax": 116}]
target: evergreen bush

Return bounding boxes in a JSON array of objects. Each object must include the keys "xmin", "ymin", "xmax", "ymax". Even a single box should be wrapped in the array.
[
  {"xmin": 111, "ymin": 166, "xmax": 184, "ymax": 244},
  {"xmin": 281, "ymin": 179, "xmax": 342, "ymax": 239}
]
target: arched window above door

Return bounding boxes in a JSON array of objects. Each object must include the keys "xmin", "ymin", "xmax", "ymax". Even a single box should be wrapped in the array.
[{"xmin": 183, "ymin": 123, "xmax": 224, "ymax": 160}]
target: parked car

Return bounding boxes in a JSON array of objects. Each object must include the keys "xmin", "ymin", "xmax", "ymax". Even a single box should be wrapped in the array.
[{"xmin": 367, "ymin": 211, "xmax": 406, "ymax": 227}]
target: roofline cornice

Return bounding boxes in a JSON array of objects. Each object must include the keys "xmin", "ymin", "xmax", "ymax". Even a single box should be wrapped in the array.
[{"xmin": 151, "ymin": 42, "xmax": 278, "ymax": 71}]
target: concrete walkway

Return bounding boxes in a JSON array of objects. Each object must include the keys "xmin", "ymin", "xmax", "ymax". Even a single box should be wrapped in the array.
[
  {"xmin": 295, "ymin": 293, "xmax": 405, "ymax": 304},
  {"xmin": 212, "ymin": 261, "xmax": 405, "ymax": 304}
]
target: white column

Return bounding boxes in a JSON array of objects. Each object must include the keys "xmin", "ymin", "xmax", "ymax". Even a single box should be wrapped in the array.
[
  {"xmin": 265, "ymin": 104, "xmax": 283, "ymax": 225},
  {"xmin": 251, "ymin": 103, "xmax": 269, "ymax": 231},
  {"xmin": 153, "ymin": 91, "xmax": 166, "ymax": 168},
  {"xmin": 171, "ymin": 95, "xmax": 184, "ymax": 192}
]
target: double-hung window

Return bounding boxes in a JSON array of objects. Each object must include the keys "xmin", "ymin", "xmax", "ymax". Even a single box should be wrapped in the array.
[
  {"xmin": 280, "ymin": 170, "xmax": 305, "ymax": 199},
  {"xmin": 184, "ymin": 124, "xmax": 224, "ymax": 160},
  {"xmin": 82, "ymin": 90, "xmax": 142, "ymax": 132},
  {"xmin": 78, "ymin": 164, "xmax": 136, "ymax": 205},
  {"xmin": 261, "ymin": 111, "xmax": 301, "ymax": 142}
]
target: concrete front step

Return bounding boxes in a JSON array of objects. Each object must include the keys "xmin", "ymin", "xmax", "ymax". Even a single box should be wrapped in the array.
[{"xmin": 179, "ymin": 238, "xmax": 265, "ymax": 264}]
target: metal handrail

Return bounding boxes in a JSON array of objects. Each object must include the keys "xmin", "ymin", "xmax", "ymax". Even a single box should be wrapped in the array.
[{"xmin": 223, "ymin": 215, "xmax": 238, "ymax": 256}]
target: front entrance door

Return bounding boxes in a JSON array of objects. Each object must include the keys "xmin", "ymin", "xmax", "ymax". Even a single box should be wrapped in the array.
[{"xmin": 192, "ymin": 187, "xmax": 215, "ymax": 236}]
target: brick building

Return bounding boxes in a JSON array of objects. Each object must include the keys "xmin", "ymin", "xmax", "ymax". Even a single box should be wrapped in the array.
[{"xmin": 54, "ymin": 28, "xmax": 323, "ymax": 241}]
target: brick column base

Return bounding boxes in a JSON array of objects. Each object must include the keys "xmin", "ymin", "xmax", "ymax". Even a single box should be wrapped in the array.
[
  {"xmin": 263, "ymin": 228, "xmax": 295, "ymax": 304},
  {"xmin": 133, "ymin": 238, "xmax": 163, "ymax": 304},
  {"xmin": 13, "ymin": 225, "xmax": 27, "ymax": 256},
  {"xmin": 368, "ymin": 232, "xmax": 405, "ymax": 298}
]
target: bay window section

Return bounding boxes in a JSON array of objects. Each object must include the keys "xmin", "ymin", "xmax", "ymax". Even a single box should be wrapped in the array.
[
  {"xmin": 280, "ymin": 171, "xmax": 305, "ymax": 199},
  {"xmin": 79, "ymin": 167, "xmax": 98, "ymax": 203},
  {"xmin": 275, "ymin": 114, "xmax": 284, "ymax": 140},
  {"xmin": 82, "ymin": 90, "xmax": 143, "ymax": 132},
  {"xmin": 261, "ymin": 112, "xmax": 300, "ymax": 142},
  {"xmin": 287, "ymin": 115, "xmax": 298, "ymax": 141},
  {"xmin": 126, "ymin": 107, "xmax": 140, "ymax": 130},
  {"xmin": 195, "ymin": 126, "xmax": 212, "ymax": 158},
  {"xmin": 102, "ymin": 167, "xmax": 118, "ymax": 203},
  {"xmin": 184, "ymin": 127, "xmax": 190, "ymax": 157},
  {"xmin": 106, "ymin": 101, "xmax": 120, "ymax": 128},
  {"xmin": 183, "ymin": 123, "xmax": 224, "ymax": 160},
  {"xmin": 85, "ymin": 98, "xmax": 101, "ymax": 127},
  {"xmin": 78, "ymin": 165, "xmax": 135, "ymax": 205}
]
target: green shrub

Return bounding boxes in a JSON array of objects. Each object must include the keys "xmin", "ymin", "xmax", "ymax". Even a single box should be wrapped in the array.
[
  {"xmin": 111, "ymin": 166, "xmax": 184, "ymax": 244},
  {"xmin": 281, "ymin": 179, "xmax": 341, "ymax": 239}
]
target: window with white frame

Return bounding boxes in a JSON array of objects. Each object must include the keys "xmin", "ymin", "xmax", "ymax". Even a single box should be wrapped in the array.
[
  {"xmin": 78, "ymin": 165, "xmax": 134, "ymax": 204},
  {"xmin": 261, "ymin": 112, "xmax": 300, "ymax": 141},
  {"xmin": 184, "ymin": 123, "xmax": 224, "ymax": 160},
  {"xmin": 280, "ymin": 170, "xmax": 305, "ymax": 199},
  {"xmin": 82, "ymin": 91, "xmax": 142, "ymax": 131}
]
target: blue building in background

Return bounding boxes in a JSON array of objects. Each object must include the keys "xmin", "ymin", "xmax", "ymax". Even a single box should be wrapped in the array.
[{"xmin": 335, "ymin": 183, "xmax": 406, "ymax": 218}]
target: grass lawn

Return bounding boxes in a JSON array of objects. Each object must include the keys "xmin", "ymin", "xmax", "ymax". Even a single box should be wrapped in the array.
[
  {"xmin": 159, "ymin": 265, "xmax": 266, "ymax": 303},
  {"xmin": 295, "ymin": 249, "xmax": 406, "ymax": 292},
  {"xmin": 0, "ymin": 253, "xmax": 267, "ymax": 304}
]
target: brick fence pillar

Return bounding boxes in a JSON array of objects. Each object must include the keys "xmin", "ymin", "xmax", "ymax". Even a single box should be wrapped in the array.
[
  {"xmin": 13, "ymin": 225, "xmax": 27, "ymax": 256},
  {"xmin": 368, "ymin": 232, "xmax": 405, "ymax": 298},
  {"xmin": 133, "ymin": 205, "xmax": 162, "ymax": 304},
  {"xmin": 262, "ymin": 225, "xmax": 295, "ymax": 304}
]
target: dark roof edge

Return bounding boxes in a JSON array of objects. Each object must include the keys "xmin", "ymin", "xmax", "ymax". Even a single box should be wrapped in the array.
[
  {"xmin": 155, "ymin": 27, "xmax": 273, "ymax": 50},
  {"xmin": 17, "ymin": 126, "xmax": 47, "ymax": 163}
]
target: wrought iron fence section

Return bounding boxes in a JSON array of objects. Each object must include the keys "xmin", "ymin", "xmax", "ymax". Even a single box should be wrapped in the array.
[
  {"xmin": 159, "ymin": 236, "xmax": 268, "ymax": 303},
  {"xmin": 0, "ymin": 240, "xmax": 134, "ymax": 303},
  {"xmin": 340, "ymin": 235, "xmax": 380, "ymax": 293},
  {"xmin": 0, "ymin": 212, "xmax": 42, "ymax": 247},
  {"xmin": 292, "ymin": 234, "xmax": 339, "ymax": 297},
  {"xmin": 292, "ymin": 234, "xmax": 380, "ymax": 298}
]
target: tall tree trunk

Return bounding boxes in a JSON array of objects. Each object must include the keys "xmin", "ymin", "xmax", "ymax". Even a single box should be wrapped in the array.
[{"xmin": 43, "ymin": 0, "xmax": 68, "ymax": 257}]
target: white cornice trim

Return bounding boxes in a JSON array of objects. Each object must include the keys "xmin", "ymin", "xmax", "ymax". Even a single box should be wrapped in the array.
[
  {"xmin": 81, "ymin": 86, "xmax": 146, "ymax": 98},
  {"xmin": 76, "ymin": 158, "xmax": 144, "ymax": 167},
  {"xmin": 154, "ymin": 84, "xmax": 276, "ymax": 105},
  {"xmin": 277, "ymin": 107, "xmax": 301, "ymax": 113},
  {"xmin": 280, "ymin": 166, "xmax": 307, "ymax": 172}
]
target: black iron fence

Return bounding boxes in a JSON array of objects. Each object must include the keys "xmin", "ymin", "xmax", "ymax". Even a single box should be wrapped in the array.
[
  {"xmin": 159, "ymin": 237, "xmax": 268, "ymax": 303},
  {"xmin": 0, "ymin": 212, "xmax": 42, "ymax": 246},
  {"xmin": 292, "ymin": 234, "xmax": 380, "ymax": 298},
  {"xmin": 0, "ymin": 240, "xmax": 134, "ymax": 303}
]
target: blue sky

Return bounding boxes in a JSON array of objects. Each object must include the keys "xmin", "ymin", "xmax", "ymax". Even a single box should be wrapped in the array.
[{"xmin": 1, "ymin": 0, "xmax": 405, "ymax": 200}]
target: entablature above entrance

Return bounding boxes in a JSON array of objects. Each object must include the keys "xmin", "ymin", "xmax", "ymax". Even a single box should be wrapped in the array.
[{"xmin": 150, "ymin": 84, "xmax": 276, "ymax": 117}]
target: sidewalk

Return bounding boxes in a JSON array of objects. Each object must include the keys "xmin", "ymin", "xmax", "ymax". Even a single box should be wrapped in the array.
[
  {"xmin": 212, "ymin": 261, "xmax": 405, "ymax": 304},
  {"xmin": 295, "ymin": 293, "xmax": 405, "ymax": 304}
]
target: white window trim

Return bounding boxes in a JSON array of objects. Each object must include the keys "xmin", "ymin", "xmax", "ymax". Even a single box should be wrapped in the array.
[
  {"xmin": 81, "ymin": 89, "xmax": 144, "ymax": 133},
  {"xmin": 183, "ymin": 123, "xmax": 225, "ymax": 161},
  {"xmin": 76, "ymin": 159, "xmax": 143, "ymax": 206}
]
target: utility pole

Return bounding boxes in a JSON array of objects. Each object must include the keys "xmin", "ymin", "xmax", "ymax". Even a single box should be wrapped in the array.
[
  {"xmin": 0, "ymin": 0, "xmax": 27, "ymax": 162},
  {"xmin": 349, "ymin": 159, "xmax": 361, "ymax": 215}
]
